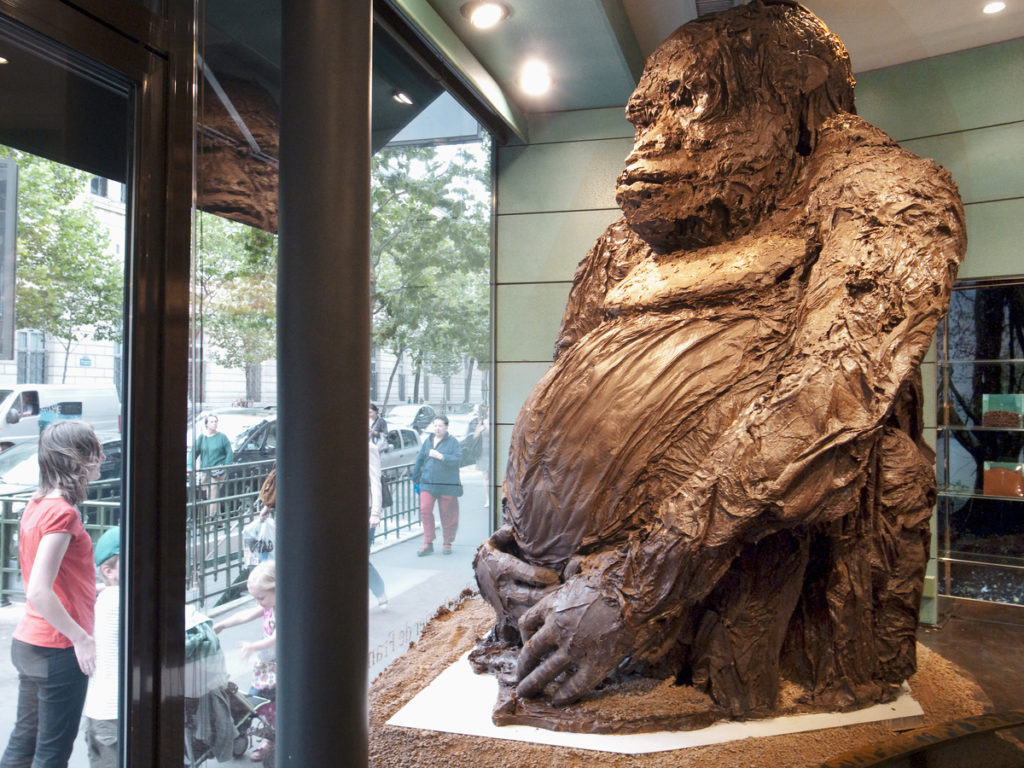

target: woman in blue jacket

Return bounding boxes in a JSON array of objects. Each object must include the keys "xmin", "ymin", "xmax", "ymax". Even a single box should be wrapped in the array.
[{"xmin": 412, "ymin": 415, "xmax": 463, "ymax": 556}]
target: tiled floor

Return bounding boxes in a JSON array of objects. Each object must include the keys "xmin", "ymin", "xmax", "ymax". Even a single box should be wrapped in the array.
[{"xmin": 917, "ymin": 596, "xmax": 1024, "ymax": 713}]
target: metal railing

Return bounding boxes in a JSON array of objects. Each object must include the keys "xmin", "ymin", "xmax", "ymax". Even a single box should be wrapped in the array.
[
  {"xmin": 375, "ymin": 468, "xmax": 421, "ymax": 544},
  {"xmin": 0, "ymin": 459, "xmax": 421, "ymax": 608}
]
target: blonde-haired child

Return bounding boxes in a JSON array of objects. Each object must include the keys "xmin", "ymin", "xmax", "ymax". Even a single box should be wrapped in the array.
[{"xmin": 213, "ymin": 561, "xmax": 276, "ymax": 760}]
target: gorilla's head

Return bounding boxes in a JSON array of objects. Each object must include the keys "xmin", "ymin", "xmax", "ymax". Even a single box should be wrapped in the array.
[{"xmin": 615, "ymin": 1, "xmax": 854, "ymax": 253}]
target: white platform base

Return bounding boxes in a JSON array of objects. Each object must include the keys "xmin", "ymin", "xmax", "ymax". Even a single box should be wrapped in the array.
[{"xmin": 386, "ymin": 652, "xmax": 925, "ymax": 755}]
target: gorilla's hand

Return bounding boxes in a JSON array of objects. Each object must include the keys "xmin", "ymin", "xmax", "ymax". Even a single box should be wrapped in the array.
[
  {"xmin": 516, "ymin": 573, "xmax": 635, "ymax": 706},
  {"xmin": 474, "ymin": 525, "xmax": 561, "ymax": 631}
]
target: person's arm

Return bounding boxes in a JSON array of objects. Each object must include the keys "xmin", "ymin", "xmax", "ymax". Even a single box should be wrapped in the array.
[
  {"xmin": 212, "ymin": 605, "xmax": 263, "ymax": 633},
  {"xmin": 411, "ymin": 439, "xmax": 427, "ymax": 485},
  {"xmin": 223, "ymin": 434, "xmax": 233, "ymax": 465},
  {"xmin": 239, "ymin": 630, "xmax": 276, "ymax": 661},
  {"xmin": 434, "ymin": 435, "xmax": 462, "ymax": 468},
  {"xmin": 368, "ymin": 443, "xmax": 382, "ymax": 522},
  {"xmin": 26, "ymin": 532, "xmax": 96, "ymax": 675}
]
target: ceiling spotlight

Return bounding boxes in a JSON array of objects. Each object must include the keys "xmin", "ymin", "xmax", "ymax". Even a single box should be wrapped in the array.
[
  {"xmin": 983, "ymin": 1, "xmax": 1006, "ymax": 11},
  {"xmin": 519, "ymin": 59, "xmax": 551, "ymax": 96},
  {"xmin": 460, "ymin": 1, "xmax": 510, "ymax": 29},
  {"xmin": 0, "ymin": 56, "xmax": 8, "ymax": 65},
  {"xmin": 392, "ymin": 90, "xmax": 413, "ymax": 105}
]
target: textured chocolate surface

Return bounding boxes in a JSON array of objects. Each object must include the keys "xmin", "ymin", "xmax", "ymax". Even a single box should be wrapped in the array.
[
  {"xmin": 473, "ymin": 0, "xmax": 967, "ymax": 731},
  {"xmin": 197, "ymin": 75, "xmax": 279, "ymax": 233}
]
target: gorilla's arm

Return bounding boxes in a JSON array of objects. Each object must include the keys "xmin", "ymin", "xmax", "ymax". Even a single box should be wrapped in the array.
[
  {"xmin": 553, "ymin": 219, "xmax": 651, "ymax": 360},
  {"xmin": 517, "ymin": 138, "xmax": 966, "ymax": 704}
]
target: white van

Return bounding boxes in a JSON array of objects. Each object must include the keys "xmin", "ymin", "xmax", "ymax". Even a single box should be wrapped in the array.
[{"xmin": 0, "ymin": 384, "xmax": 122, "ymax": 449}]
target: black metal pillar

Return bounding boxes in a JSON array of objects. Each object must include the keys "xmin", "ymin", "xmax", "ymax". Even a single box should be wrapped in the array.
[{"xmin": 279, "ymin": 1, "xmax": 371, "ymax": 765}]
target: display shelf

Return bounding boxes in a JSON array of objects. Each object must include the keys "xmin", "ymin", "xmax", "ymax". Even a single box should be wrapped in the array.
[
  {"xmin": 937, "ymin": 551, "xmax": 1024, "ymax": 568},
  {"xmin": 937, "ymin": 425, "xmax": 1024, "ymax": 433},
  {"xmin": 937, "ymin": 490, "xmax": 1024, "ymax": 502}
]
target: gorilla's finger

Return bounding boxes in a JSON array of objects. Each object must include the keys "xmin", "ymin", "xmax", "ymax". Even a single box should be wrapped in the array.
[
  {"xmin": 489, "ymin": 525, "xmax": 514, "ymax": 548},
  {"xmin": 551, "ymin": 661, "xmax": 612, "ymax": 706},
  {"xmin": 504, "ymin": 582, "xmax": 557, "ymax": 610},
  {"xmin": 518, "ymin": 599, "xmax": 547, "ymax": 640},
  {"xmin": 492, "ymin": 550, "xmax": 559, "ymax": 587},
  {"xmin": 516, "ymin": 623, "xmax": 558, "ymax": 679},
  {"xmin": 517, "ymin": 648, "xmax": 572, "ymax": 699}
]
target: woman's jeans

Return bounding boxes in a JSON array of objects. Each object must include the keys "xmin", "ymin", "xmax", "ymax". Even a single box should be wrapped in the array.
[
  {"xmin": 368, "ymin": 526, "xmax": 387, "ymax": 599},
  {"xmin": 419, "ymin": 491, "xmax": 459, "ymax": 546},
  {"xmin": 0, "ymin": 639, "xmax": 89, "ymax": 768}
]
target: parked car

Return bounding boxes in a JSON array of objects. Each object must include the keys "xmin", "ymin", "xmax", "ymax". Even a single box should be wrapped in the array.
[
  {"xmin": 188, "ymin": 407, "xmax": 277, "ymax": 469},
  {"xmin": 0, "ymin": 430, "xmax": 124, "ymax": 522},
  {"xmin": 446, "ymin": 412, "xmax": 481, "ymax": 467},
  {"xmin": 385, "ymin": 404, "xmax": 436, "ymax": 433},
  {"xmin": 230, "ymin": 413, "xmax": 277, "ymax": 466},
  {"xmin": 226, "ymin": 413, "xmax": 418, "ymax": 479},
  {"xmin": 379, "ymin": 426, "xmax": 421, "ymax": 479},
  {"xmin": 0, "ymin": 384, "xmax": 122, "ymax": 450}
]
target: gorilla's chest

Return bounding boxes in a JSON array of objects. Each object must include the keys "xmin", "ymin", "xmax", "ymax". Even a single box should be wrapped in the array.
[{"xmin": 603, "ymin": 234, "xmax": 811, "ymax": 318}]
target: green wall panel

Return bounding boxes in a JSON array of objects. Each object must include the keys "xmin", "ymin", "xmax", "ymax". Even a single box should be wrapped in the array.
[
  {"xmin": 495, "ymin": 282, "xmax": 571, "ymax": 362},
  {"xmin": 857, "ymin": 39, "xmax": 1024, "ymax": 141},
  {"xmin": 524, "ymin": 107, "xmax": 632, "ymax": 145},
  {"xmin": 496, "ymin": 137, "xmax": 632, "ymax": 215},
  {"xmin": 495, "ymin": 423, "xmax": 513, "ymax": 485},
  {"xmin": 902, "ymin": 122, "xmax": 1024, "ymax": 204},
  {"xmin": 960, "ymin": 198, "xmax": 1024, "ymax": 280},
  {"xmin": 495, "ymin": 362, "xmax": 551, "ymax": 424},
  {"xmin": 496, "ymin": 209, "xmax": 620, "ymax": 284}
]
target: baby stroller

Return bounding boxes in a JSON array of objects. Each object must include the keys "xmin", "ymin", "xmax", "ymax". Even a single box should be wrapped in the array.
[{"xmin": 184, "ymin": 605, "xmax": 276, "ymax": 767}]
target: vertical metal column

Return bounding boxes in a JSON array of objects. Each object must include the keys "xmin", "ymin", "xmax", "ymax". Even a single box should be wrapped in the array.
[{"xmin": 279, "ymin": 1, "xmax": 371, "ymax": 765}]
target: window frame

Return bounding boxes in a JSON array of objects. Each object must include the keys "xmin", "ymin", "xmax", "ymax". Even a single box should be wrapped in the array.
[{"xmin": 0, "ymin": 1, "xmax": 194, "ymax": 765}]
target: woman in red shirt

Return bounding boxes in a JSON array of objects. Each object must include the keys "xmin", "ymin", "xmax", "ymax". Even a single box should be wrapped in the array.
[{"xmin": 1, "ymin": 420, "xmax": 104, "ymax": 768}]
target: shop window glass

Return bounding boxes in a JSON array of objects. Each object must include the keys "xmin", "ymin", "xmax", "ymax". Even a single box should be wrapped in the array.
[
  {"xmin": 0, "ymin": 15, "xmax": 130, "ymax": 764},
  {"xmin": 188, "ymin": 9, "xmax": 496, "ymax": 756}
]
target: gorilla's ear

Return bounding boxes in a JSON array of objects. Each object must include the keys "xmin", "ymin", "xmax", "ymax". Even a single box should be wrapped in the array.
[{"xmin": 799, "ymin": 55, "xmax": 829, "ymax": 93}]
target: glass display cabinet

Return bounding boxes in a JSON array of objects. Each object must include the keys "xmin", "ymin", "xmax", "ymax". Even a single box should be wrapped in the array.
[{"xmin": 936, "ymin": 279, "xmax": 1024, "ymax": 605}]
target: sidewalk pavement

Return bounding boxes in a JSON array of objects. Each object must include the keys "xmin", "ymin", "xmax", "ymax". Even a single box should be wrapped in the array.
[{"xmin": 0, "ymin": 467, "xmax": 493, "ymax": 766}]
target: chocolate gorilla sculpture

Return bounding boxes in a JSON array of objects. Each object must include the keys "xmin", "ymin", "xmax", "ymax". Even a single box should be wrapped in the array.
[{"xmin": 472, "ymin": 0, "xmax": 966, "ymax": 728}]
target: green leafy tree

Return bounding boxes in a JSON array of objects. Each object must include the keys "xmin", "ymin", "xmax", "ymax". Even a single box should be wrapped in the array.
[
  {"xmin": 194, "ymin": 211, "xmax": 277, "ymax": 402},
  {"xmin": 0, "ymin": 146, "xmax": 121, "ymax": 382},
  {"xmin": 371, "ymin": 141, "xmax": 490, "ymax": 409}
]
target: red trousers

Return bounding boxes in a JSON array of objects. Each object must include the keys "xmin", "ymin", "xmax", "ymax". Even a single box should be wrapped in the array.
[{"xmin": 420, "ymin": 491, "xmax": 459, "ymax": 545}]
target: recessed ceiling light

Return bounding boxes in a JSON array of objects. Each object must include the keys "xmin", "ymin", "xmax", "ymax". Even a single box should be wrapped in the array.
[
  {"xmin": 0, "ymin": 56, "xmax": 8, "ymax": 65},
  {"xmin": 392, "ymin": 90, "xmax": 413, "ymax": 105},
  {"xmin": 983, "ymin": 1, "xmax": 1006, "ymax": 12},
  {"xmin": 460, "ymin": 1, "xmax": 510, "ymax": 29},
  {"xmin": 519, "ymin": 59, "xmax": 551, "ymax": 96}
]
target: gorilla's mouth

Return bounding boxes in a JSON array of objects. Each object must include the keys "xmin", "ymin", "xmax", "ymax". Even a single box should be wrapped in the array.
[{"xmin": 617, "ymin": 166, "xmax": 674, "ymax": 188}]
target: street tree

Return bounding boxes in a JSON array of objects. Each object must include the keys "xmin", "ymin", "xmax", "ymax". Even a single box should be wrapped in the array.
[
  {"xmin": 194, "ymin": 211, "xmax": 277, "ymax": 403},
  {"xmin": 0, "ymin": 146, "xmax": 121, "ymax": 382},
  {"xmin": 371, "ymin": 141, "xmax": 490, "ymax": 409}
]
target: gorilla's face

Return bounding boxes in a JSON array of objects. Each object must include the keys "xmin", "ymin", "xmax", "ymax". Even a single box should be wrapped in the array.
[{"xmin": 615, "ymin": 27, "xmax": 803, "ymax": 252}]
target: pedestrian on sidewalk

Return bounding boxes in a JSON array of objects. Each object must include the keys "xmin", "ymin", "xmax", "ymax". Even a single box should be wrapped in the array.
[
  {"xmin": 474, "ymin": 406, "xmax": 491, "ymax": 510},
  {"xmin": 0, "ymin": 421, "xmax": 103, "ymax": 768},
  {"xmin": 412, "ymin": 415, "xmax": 463, "ymax": 556},
  {"xmin": 212, "ymin": 561, "xmax": 276, "ymax": 762},
  {"xmin": 368, "ymin": 440, "xmax": 388, "ymax": 609},
  {"xmin": 193, "ymin": 415, "xmax": 233, "ymax": 518},
  {"xmin": 83, "ymin": 527, "xmax": 121, "ymax": 768}
]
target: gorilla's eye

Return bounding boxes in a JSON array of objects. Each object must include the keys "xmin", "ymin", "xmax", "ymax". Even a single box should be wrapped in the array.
[{"xmin": 668, "ymin": 81, "xmax": 694, "ymax": 109}]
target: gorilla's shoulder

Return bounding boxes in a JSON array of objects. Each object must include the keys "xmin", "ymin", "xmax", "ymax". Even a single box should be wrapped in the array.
[{"xmin": 799, "ymin": 112, "xmax": 963, "ymax": 214}]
